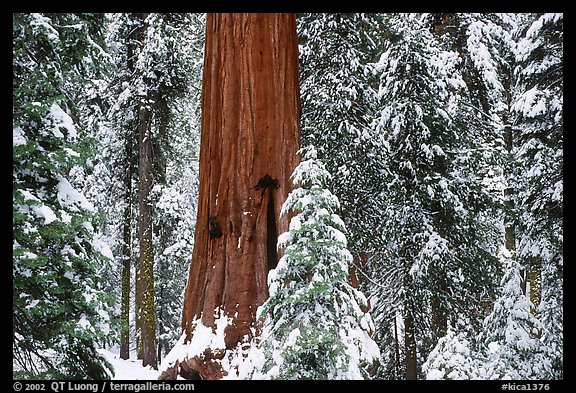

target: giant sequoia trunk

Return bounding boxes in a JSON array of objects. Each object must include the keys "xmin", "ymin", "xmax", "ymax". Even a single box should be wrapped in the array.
[{"xmin": 180, "ymin": 13, "xmax": 300, "ymax": 378}]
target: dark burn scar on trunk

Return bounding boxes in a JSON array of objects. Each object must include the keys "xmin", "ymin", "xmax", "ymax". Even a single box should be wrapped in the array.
[
  {"xmin": 254, "ymin": 174, "xmax": 279, "ymax": 191},
  {"xmin": 209, "ymin": 216, "xmax": 222, "ymax": 239},
  {"xmin": 266, "ymin": 192, "xmax": 278, "ymax": 271}
]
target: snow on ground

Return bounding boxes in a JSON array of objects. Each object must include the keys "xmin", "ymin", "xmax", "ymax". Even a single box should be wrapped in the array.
[
  {"xmin": 98, "ymin": 347, "xmax": 160, "ymax": 380},
  {"xmin": 98, "ymin": 314, "xmax": 231, "ymax": 380}
]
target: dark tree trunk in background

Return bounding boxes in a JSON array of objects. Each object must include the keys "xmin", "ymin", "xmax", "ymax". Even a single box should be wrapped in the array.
[
  {"xmin": 431, "ymin": 279, "xmax": 448, "ymax": 339},
  {"xmin": 503, "ymin": 122, "xmax": 525, "ymax": 296},
  {"xmin": 504, "ymin": 123, "xmax": 517, "ymax": 253},
  {"xmin": 138, "ymin": 104, "xmax": 157, "ymax": 369},
  {"xmin": 404, "ymin": 310, "xmax": 417, "ymax": 380},
  {"xmin": 180, "ymin": 13, "xmax": 301, "ymax": 380},
  {"xmin": 135, "ymin": 267, "xmax": 142, "ymax": 359},
  {"xmin": 120, "ymin": 134, "xmax": 133, "ymax": 360},
  {"xmin": 123, "ymin": 12, "xmax": 151, "ymax": 363},
  {"xmin": 393, "ymin": 317, "xmax": 401, "ymax": 379},
  {"xmin": 133, "ymin": 12, "xmax": 157, "ymax": 370}
]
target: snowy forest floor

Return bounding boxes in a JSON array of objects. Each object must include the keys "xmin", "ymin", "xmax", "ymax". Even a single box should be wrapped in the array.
[{"xmin": 98, "ymin": 348, "xmax": 162, "ymax": 380}]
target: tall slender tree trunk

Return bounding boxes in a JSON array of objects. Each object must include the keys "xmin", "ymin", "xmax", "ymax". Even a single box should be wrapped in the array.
[
  {"xmin": 404, "ymin": 310, "xmax": 417, "ymax": 380},
  {"xmin": 135, "ymin": 267, "xmax": 142, "ymax": 359},
  {"xmin": 126, "ymin": 12, "xmax": 150, "ymax": 363},
  {"xmin": 180, "ymin": 13, "xmax": 300, "ymax": 379},
  {"xmin": 153, "ymin": 95, "xmax": 169, "ymax": 365},
  {"xmin": 120, "ymin": 136, "xmax": 133, "ymax": 360},
  {"xmin": 431, "ymin": 279, "xmax": 447, "ymax": 338},
  {"xmin": 138, "ymin": 104, "xmax": 157, "ymax": 369},
  {"xmin": 128, "ymin": 11, "xmax": 157, "ymax": 370},
  {"xmin": 503, "ymin": 122, "xmax": 522, "ymax": 292},
  {"xmin": 393, "ymin": 315, "xmax": 401, "ymax": 379}
]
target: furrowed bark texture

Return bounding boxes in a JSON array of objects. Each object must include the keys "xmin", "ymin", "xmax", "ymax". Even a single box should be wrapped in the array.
[
  {"xmin": 182, "ymin": 13, "xmax": 301, "ymax": 363},
  {"xmin": 131, "ymin": 11, "xmax": 157, "ymax": 370},
  {"xmin": 138, "ymin": 105, "xmax": 157, "ymax": 369}
]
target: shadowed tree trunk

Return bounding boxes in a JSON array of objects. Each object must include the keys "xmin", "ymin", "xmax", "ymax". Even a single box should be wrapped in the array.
[
  {"xmin": 404, "ymin": 310, "xmax": 417, "ymax": 380},
  {"xmin": 393, "ymin": 316, "xmax": 401, "ymax": 379},
  {"xmin": 122, "ymin": 12, "xmax": 150, "ymax": 363},
  {"xmin": 134, "ymin": 11, "xmax": 157, "ymax": 369},
  {"xmin": 180, "ymin": 13, "xmax": 301, "ymax": 379},
  {"xmin": 431, "ymin": 279, "xmax": 448, "ymax": 339},
  {"xmin": 120, "ymin": 12, "xmax": 146, "ymax": 362},
  {"xmin": 135, "ymin": 267, "xmax": 142, "ymax": 359},
  {"xmin": 138, "ymin": 103, "xmax": 157, "ymax": 369},
  {"xmin": 120, "ymin": 134, "xmax": 133, "ymax": 360},
  {"xmin": 503, "ymin": 122, "xmax": 517, "ymax": 262}
]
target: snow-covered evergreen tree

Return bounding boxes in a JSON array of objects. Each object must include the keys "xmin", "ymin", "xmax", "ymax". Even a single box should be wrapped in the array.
[
  {"xmin": 456, "ymin": 13, "xmax": 518, "ymax": 193},
  {"xmin": 512, "ymin": 12, "xmax": 563, "ymax": 379},
  {"xmin": 13, "ymin": 12, "xmax": 562, "ymax": 381},
  {"xmin": 13, "ymin": 13, "xmax": 114, "ymax": 379},
  {"xmin": 425, "ymin": 248, "xmax": 554, "ymax": 380},
  {"xmin": 457, "ymin": 14, "xmax": 518, "ymax": 114},
  {"xmin": 297, "ymin": 13, "xmax": 388, "ymax": 256},
  {"xmin": 370, "ymin": 13, "xmax": 501, "ymax": 378},
  {"xmin": 420, "ymin": 13, "xmax": 562, "ymax": 381},
  {"xmin": 423, "ymin": 324, "xmax": 488, "ymax": 380},
  {"xmin": 479, "ymin": 250, "xmax": 549, "ymax": 379},
  {"xmin": 252, "ymin": 145, "xmax": 379, "ymax": 379}
]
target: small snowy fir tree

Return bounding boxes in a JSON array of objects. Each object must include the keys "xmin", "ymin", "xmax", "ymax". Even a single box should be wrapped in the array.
[
  {"xmin": 252, "ymin": 145, "xmax": 380, "ymax": 380},
  {"xmin": 424, "ymin": 249, "xmax": 550, "ymax": 380},
  {"xmin": 423, "ymin": 322, "xmax": 489, "ymax": 380},
  {"xmin": 480, "ymin": 249, "xmax": 549, "ymax": 379}
]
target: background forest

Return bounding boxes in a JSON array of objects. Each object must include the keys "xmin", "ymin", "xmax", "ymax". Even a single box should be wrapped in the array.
[{"xmin": 13, "ymin": 13, "xmax": 562, "ymax": 380}]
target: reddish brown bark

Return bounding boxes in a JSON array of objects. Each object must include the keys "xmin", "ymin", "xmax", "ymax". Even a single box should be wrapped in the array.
[
  {"xmin": 349, "ymin": 252, "xmax": 370, "ymax": 313},
  {"xmin": 349, "ymin": 253, "xmax": 366, "ymax": 289},
  {"xmin": 181, "ymin": 13, "xmax": 301, "ymax": 378}
]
